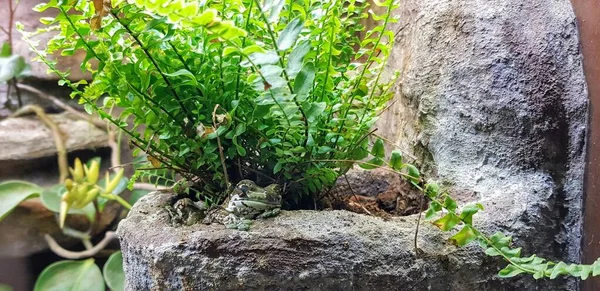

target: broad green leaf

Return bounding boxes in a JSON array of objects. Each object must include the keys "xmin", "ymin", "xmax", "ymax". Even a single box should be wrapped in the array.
[
  {"xmin": 103, "ymin": 251, "xmax": 125, "ymax": 291},
  {"xmin": 164, "ymin": 69, "xmax": 198, "ymax": 86},
  {"xmin": 40, "ymin": 184, "xmax": 95, "ymax": 222},
  {"xmin": 287, "ymin": 41, "xmax": 310, "ymax": 78},
  {"xmin": 263, "ymin": 0, "xmax": 285, "ymax": 22},
  {"xmin": 448, "ymin": 225, "xmax": 478, "ymax": 246},
  {"xmin": 371, "ymin": 138, "xmax": 385, "ymax": 158},
  {"xmin": 302, "ymin": 102, "xmax": 326, "ymax": 122},
  {"xmin": 243, "ymin": 51, "xmax": 279, "ymax": 67},
  {"xmin": 432, "ymin": 213, "xmax": 461, "ymax": 231},
  {"xmin": 34, "ymin": 259, "xmax": 105, "ymax": 291},
  {"xmin": 0, "ymin": 284, "xmax": 12, "ymax": 291},
  {"xmin": 0, "ymin": 180, "xmax": 43, "ymax": 221},
  {"xmin": 0, "ymin": 42, "xmax": 10, "ymax": 57},
  {"xmin": 389, "ymin": 150, "xmax": 403, "ymax": 170},
  {"xmin": 294, "ymin": 63, "xmax": 315, "ymax": 101},
  {"xmin": 0, "ymin": 55, "xmax": 27, "ymax": 82},
  {"xmin": 277, "ymin": 17, "xmax": 303, "ymax": 51},
  {"xmin": 498, "ymin": 264, "xmax": 525, "ymax": 278}
]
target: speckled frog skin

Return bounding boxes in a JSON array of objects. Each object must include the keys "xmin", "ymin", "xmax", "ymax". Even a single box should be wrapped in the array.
[{"xmin": 168, "ymin": 180, "xmax": 282, "ymax": 231}]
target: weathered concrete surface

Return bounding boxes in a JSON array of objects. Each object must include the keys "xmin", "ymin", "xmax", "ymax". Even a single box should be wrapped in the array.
[
  {"xmin": 375, "ymin": 0, "xmax": 588, "ymax": 289},
  {"xmin": 119, "ymin": 191, "xmax": 554, "ymax": 291},
  {"xmin": 118, "ymin": 0, "xmax": 587, "ymax": 290}
]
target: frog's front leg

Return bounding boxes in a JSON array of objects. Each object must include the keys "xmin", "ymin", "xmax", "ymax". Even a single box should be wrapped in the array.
[
  {"xmin": 225, "ymin": 218, "xmax": 253, "ymax": 231},
  {"xmin": 256, "ymin": 208, "xmax": 280, "ymax": 219}
]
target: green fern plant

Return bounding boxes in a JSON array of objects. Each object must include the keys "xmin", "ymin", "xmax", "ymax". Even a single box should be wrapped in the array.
[{"xmin": 21, "ymin": 0, "xmax": 399, "ymax": 206}]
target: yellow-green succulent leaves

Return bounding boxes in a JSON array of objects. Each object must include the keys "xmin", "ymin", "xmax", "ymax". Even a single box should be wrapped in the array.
[
  {"xmin": 84, "ymin": 159, "xmax": 100, "ymax": 185},
  {"xmin": 104, "ymin": 169, "xmax": 124, "ymax": 194},
  {"xmin": 69, "ymin": 158, "xmax": 85, "ymax": 183}
]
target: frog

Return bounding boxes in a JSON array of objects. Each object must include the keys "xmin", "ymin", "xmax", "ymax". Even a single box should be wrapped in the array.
[
  {"xmin": 203, "ymin": 180, "xmax": 282, "ymax": 231},
  {"xmin": 167, "ymin": 180, "xmax": 282, "ymax": 231},
  {"xmin": 165, "ymin": 197, "xmax": 207, "ymax": 226}
]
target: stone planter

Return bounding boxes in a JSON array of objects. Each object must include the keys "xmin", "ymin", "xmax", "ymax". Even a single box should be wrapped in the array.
[{"xmin": 119, "ymin": 189, "xmax": 572, "ymax": 291}]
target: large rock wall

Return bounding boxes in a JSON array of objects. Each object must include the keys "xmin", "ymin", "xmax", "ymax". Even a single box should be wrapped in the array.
[{"xmin": 378, "ymin": 0, "xmax": 587, "ymax": 270}]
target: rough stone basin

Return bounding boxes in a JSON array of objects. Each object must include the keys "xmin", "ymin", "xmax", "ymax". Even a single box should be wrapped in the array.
[{"xmin": 118, "ymin": 190, "xmax": 573, "ymax": 290}]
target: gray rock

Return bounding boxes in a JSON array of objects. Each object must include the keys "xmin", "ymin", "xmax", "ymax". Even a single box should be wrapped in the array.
[
  {"xmin": 0, "ymin": 112, "xmax": 108, "ymax": 162},
  {"xmin": 119, "ymin": 0, "xmax": 587, "ymax": 290},
  {"xmin": 376, "ymin": 0, "xmax": 587, "ymax": 289},
  {"xmin": 119, "ymin": 192, "xmax": 568, "ymax": 290}
]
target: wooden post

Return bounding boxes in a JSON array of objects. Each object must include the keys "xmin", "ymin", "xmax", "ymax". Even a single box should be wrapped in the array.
[{"xmin": 570, "ymin": 0, "xmax": 600, "ymax": 290}]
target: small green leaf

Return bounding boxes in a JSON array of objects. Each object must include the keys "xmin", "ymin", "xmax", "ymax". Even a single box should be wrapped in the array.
[
  {"xmin": 34, "ymin": 259, "xmax": 105, "ymax": 291},
  {"xmin": 443, "ymin": 196, "xmax": 457, "ymax": 212},
  {"xmin": 448, "ymin": 225, "xmax": 478, "ymax": 246},
  {"xmin": 359, "ymin": 157, "xmax": 384, "ymax": 170},
  {"xmin": 498, "ymin": 264, "xmax": 525, "ymax": 278},
  {"xmin": 273, "ymin": 161, "xmax": 283, "ymax": 174},
  {"xmin": 405, "ymin": 164, "xmax": 420, "ymax": 181},
  {"xmin": 485, "ymin": 247, "xmax": 501, "ymax": 257},
  {"xmin": 424, "ymin": 182, "xmax": 439, "ymax": 198},
  {"xmin": 424, "ymin": 206, "xmax": 437, "ymax": 220},
  {"xmin": 371, "ymin": 138, "xmax": 385, "ymax": 158},
  {"xmin": 593, "ymin": 259, "xmax": 600, "ymax": 276},
  {"xmin": 0, "ymin": 180, "xmax": 43, "ymax": 221},
  {"xmin": 104, "ymin": 251, "xmax": 125, "ymax": 291},
  {"xmin": 580, "ymin": 265, "xmax": 593, "ymax": 280},
  {"xmin": 549, "ymin": 262, "xmax": 569, "ymax": 279},
  {"xmin": 277, "ymin": 17, "xmax": 303, "ymax": 51},
  {"xmin": 500, "ymin": 247, "xmax": 521, "ymax": 258},
  {"xmin": 432, "ymin": 213, "xmax": 461, "ymax": 231},
  {"xmin": 389, "ymin": 150, "xmax": 403, "ymax": 170},
  {"xmin": 242, "ymin": 45, "xmax": 266, "ymax": 55}
]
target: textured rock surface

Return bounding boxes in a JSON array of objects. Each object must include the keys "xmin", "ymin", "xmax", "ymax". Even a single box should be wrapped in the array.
[
  {"xmin": 0, "ymin": 112, "xmax": 108, "ymax": 161},
  {"xmin": 119, "ymin": 191, "xmax": 550, "ymax": 291},
  {"xmin": 375, "ymin": 0, "xmax": 588, "ymax": 289},
  {"xmin": 118, "ymin": 0, "xmax": 588, "ymax": 290}
]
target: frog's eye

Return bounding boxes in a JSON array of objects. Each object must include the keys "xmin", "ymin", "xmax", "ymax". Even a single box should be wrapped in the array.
[{"xmin": 238, "ymin": 184, "xmax": 249, "ymax": 196}]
